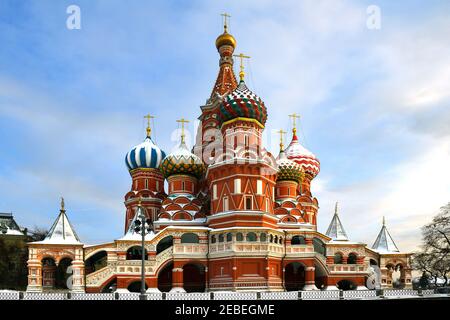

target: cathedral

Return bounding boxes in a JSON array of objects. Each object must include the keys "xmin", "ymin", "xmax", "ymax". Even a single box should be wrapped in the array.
[{"xmin": 26, "ymin": 19, "xmax": 412, "ymax": 293}]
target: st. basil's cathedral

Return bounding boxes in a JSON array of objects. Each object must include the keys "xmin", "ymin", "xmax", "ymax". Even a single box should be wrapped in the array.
[{"xmin": 26, "ymin": 19, "xmax": 412, "ymax": 293}]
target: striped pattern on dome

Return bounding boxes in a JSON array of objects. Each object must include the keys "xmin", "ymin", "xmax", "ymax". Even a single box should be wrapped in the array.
[
  {"xmin": 125, "ymin": 137, "xmax": 166, "ymax": 171},
  {"xmin": 285, "ymin": 135, "xmax": 320, "ymax": 177},
  {"xmin": 159, "ymin": 142, "xmax": 205, "ymax": 179},
  {"xmin": 219, "ymin": 80, "xmax": 267, "ymax": 126},
  {"xmin": 276, "ymin": 150, "xmax": 303, "ymax": 182}
]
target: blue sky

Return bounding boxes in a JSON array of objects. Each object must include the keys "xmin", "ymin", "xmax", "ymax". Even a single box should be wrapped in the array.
[{"xmin": 1, "ymin": 0, "xmax": 449, "ymax": 250}]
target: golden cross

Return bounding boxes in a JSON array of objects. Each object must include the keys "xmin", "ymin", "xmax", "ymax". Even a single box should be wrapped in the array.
[
  {"xmin": 144, "ymin": 114, "xmax": 155, "ymax": 137},
  {"xmin": 277, "ymin": 129, "xmax": 286, "ymax": 150},
  {"xmin": 221, "ymin": 13, "xmax": 231, "ymax": 32},
  {"xmin": 60, "ymin": 197, "xmax": 65, "ymax": 211},
  {"xmin": 176, "ymin": 118, "xmax": 190, "ymax": 143},
  {"xmin": 233, "ymin": 53, "xmax": 251, "ymax": 81},
  {"xmin": 288, "ymin": 113, "xmax": 301, "ymax": 135}
]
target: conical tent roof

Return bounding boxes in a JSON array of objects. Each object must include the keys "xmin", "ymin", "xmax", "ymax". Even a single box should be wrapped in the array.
[
  {"xmin": 325, "ymin": 202, "xmax": 348, "ymax": 241},
  {"xmin": 372, "ymin": 217, "xmax": 400, "ymax": 253},
  {"xmin": 119, "ymin": 205, "xmax": 155, "ymax": 241},
  {"xmin": 35, "ymin": 198, "xmax": 82, "ymax": 245}
]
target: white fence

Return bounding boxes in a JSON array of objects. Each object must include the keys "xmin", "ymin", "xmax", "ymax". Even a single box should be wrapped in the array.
[
  {"xmin": 166, "ymin": 292, "xmax": 210, "ymax": 300},
  {"xmin": 422, "ymin": 289, "xmax": 435, "ymax": 296},
  {"xmin": 71, "ymin": 293, "xmax": 115, "ymax": 300},
  {"xmin": 343, "ymin": 290, "xmax": 377, "ymax": 299},
  {"xmin": 260, "ymin": 291, "xmax": 299, "ymax": 300},
  {"xmin": 0, "ymin": 289, "xmax": 446, "ymax": 300},
  {"xmin": 0, "ymin": 291, "xmax": 20, "ymax": 300},
  {"xmin": 23, "ymin": 292, "xmax": 66, "ymax": 300},
  {"xmin": 117, "ymin": 292, "xmax": 141, "ymax": 300},
  {"xmin": 302, "ymin": 290, "xmax": 340, "ymax": 300},
  {"xmin": 383, "ymin": 289, "xmax": 418, "ymax": 297},
  {"xmin": 214, "ymin": 292, "xmax": 258, "ymax": 300}
]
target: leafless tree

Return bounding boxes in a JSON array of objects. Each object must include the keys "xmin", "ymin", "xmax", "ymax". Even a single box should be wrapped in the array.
[
  {"xmin": 413, "ymin": 203, "xmax": 450, "ymax": 287},
  {"xmin": 27, "ymin": 226, "xmax": 48, "ymax": 242}
]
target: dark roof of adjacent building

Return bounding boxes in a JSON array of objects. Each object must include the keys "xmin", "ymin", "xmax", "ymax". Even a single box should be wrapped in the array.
[{"xmin": 0, "ymin": 212, "xmax": 25, "ymax": 236}]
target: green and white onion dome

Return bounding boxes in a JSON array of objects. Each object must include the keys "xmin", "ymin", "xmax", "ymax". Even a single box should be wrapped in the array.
[
  {"xmin": 276, "ymin": 149, "xmax": 303, "ymax": 183},
  {"xmin": 159, "ymin": 141, "xmax": 205, "ymax": 179}
]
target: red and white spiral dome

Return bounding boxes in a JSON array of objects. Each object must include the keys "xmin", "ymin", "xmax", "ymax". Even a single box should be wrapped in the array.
[{"xmin": 284, "ymin": 133, "xmax": 320, "ymax": 178}]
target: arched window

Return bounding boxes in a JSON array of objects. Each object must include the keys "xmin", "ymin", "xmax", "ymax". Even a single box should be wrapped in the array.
[
  {"xmin": 279, "ymin": 237, "xmax": 283, "ymax": 244},
  {"xmin": 291, "ymin": 235, "xmax": 306, "ymax": 245},
  {"xmin": 156, "ymin": 236, "xmax": 173, "ymax": 254},
  {"xmin": 334, "ymin": 252, "xmax": 343, "ymax": 264},
  {"xmin": 313, "ymin": 238, "xmax": 326, "ymax": 256},
  {"xmin": 85, "ymin": 251, "xmax": 107, "ymax": 275},
  {"xmin": 246, "ymin": 232, "xmax": 257, "ymax": 242},
  {"xmin": 348, "ymin": 253, "xmax": 357, "ymax": 264},
  {"xmin": 260, "ymin": 233, "xmax": 267, "ymax": 242},
  {"xmin": 245, "ymin": 196, "xmax": 253, "ymax": 210},
  {"xmin": 211, "ymin": 235, "xmax": 216, "ymax": 244},
  {"xmin": 219, "ymin": 234, "xmax": 224, "ymax": 243},
  {"xmin": 42, "ymin": 257, "xmax": 56, "ymax": 267},
  {"xmin": 269, "ymin": 234, "xmax": 273, "ymax": 243},
  {"xmin": 126, "ymin": 246, "xmax": 148, "ymax": 260},
  {"xmin": 226, "ymin": 233, "xmax": 232, "ymax": 242},
  {"xmin": 181, "ymin": 233, "xmax": 199, "ymax": 244},
  {"xmin": 274, "ymin": 235, "xmax": 278, "ymax": 243},
  {"xmin": 236, "ymin": 233, "xmax": 243, "ymax": 241}
]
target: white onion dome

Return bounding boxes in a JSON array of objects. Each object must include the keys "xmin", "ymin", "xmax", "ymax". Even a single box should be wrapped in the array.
[
  {"xmin": 285, "ymin": 133, "xmax": 320, "ymax": 178},
  {"xmin": 125, "ymin": 135, "xmax": 166, "ymax": 171},
  {"xmin": 276, "ymin": 149, "xmax": 303, "ymax": 183},
  {"xmin": 159, "ymin": 141, "xmax": 205, "ymax": 179}
]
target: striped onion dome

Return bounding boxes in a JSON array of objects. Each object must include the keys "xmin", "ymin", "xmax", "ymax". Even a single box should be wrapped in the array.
[
  {"xmin": 276, "ymin": 149, "xmax": 303, "ymax": 182},
  {"xmin": 159, "ymin": 141, "xmax": 205, "ymax": 179},
  {"xmin": 285, "ymin": 134, "xmax": 320, "ymax": 178},
  {"xmin": 125, "ymin": 135, "xmax": 166, "ymax": 171},
  {"xmin": 219, "ymin": 80, "xmax": 268, "ymax": 127}
]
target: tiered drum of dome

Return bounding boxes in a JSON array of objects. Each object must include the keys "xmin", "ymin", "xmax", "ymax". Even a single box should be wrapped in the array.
[{"xmin": 26, "ymin": 19, "xmax": 413, "ymax": 294}]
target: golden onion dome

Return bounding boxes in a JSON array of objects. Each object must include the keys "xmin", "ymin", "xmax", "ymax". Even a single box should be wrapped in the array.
[{"xmin": 215, "ymin": 31, "xmax": 236, "ymax": 50}]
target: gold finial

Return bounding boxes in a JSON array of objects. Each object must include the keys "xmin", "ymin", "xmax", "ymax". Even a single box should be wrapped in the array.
[
  {"xmin": 277, "ymin": 129, "xmax": 287, "ymax": 151},
  {"xmin": 233, "ymin": 53, "xmax": 251, "ymax": 81},
  {"xmin": 382, "ymin": 216, "xmax": 385, "ymax": 226},
  {"xmin": 221, "ymin": 13, "xmax": 231, "ymax": 32},
  {"xmin": 335, "ymin": 201, "xmax": 338, "ymax": 215},
  {"xmin": 60, "ymin": 197, "xmax": 65, "ymax": 211},
  {"xmin": 138, "ymin": 196, "xmax": 142, "ymax": 207},
  {"xmin": 288, "ymin": 113, "xmax": 301, "ymax": 135},
  {"xmin": 176, "ymin": 118, "xmax": 190, "ymax": 144},
  {"xmin": 144, "ymin": 114, "xmax": 155, "ymax": 137}
]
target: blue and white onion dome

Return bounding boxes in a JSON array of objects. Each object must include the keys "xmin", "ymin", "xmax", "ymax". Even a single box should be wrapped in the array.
[{"xmin": 125, "ymin": 134, "xmax": 166, "ymax": 171}]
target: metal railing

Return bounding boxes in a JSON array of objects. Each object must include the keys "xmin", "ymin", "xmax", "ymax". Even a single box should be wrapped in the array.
[{"xmin": 1, "ymin": 288, "xmax": 449, "ymax": 300}]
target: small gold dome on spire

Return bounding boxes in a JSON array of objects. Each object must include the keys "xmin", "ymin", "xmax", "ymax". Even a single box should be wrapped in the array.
[
  {"xmin": 215, "ymin": 31, "xmax": 236, "ymax": 50},
  {"xmin": 216, "ymin": 13, "xmax": 236, "ymax": 50}
]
